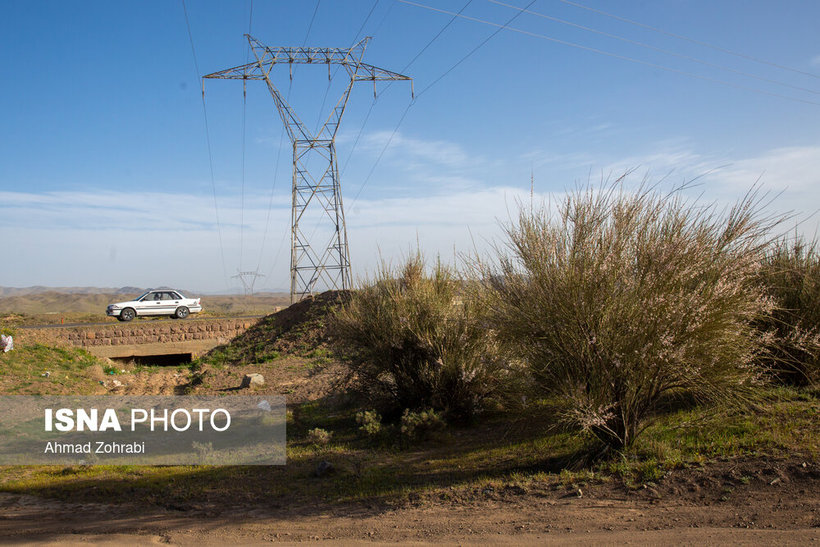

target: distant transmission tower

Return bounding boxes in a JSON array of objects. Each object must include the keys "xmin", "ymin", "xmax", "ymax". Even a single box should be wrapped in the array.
[
  {"xmin": 205, "ymin": 35, "xmax": 412, "ymax": 303},
  {"xmin": 232, "ymin": 270, "xmax": 264, "ymax": 296}
]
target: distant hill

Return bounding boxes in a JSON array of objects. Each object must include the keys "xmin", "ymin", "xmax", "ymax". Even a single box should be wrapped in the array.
[
  {"xmin": 0, "ymin": 287, "xmax": 291, "ymax": 317},
  {"xmin": 0, "ymin": 286, "xmax": 142, "ymax": 297}
]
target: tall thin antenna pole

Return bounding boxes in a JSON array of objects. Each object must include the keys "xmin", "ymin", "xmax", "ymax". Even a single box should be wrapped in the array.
[{"xmin": 530, "ymin": 167, "xmax": 534, "ymax": 214}]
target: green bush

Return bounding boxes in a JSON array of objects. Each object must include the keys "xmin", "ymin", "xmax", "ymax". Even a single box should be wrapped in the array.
[
  {"xmin": 307, "ymin": 427, "xmax": 332, "ymax": 446},
  {"xmin": 757, "ymin": 236, "xmax": 820, "ymax": 386},
  {"xmin": 355, "ymin": 410, "xmax": 383, "ymax": 437},
  {"xmin": 400, "ymin": 408, "xmax": 445, "ymax": 441},
  {"xmin": 482, "ymin": 182, "xmax": 777, "ymax": 450},
  {"xmin": 332, "ymin": 253, "xmax": 515, "ymax": 420}
]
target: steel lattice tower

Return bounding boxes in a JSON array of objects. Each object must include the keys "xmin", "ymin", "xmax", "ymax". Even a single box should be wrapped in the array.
[
  {"xmin": 204, "ymin": 35, "xmax": 412, "ymax": 303},
  {"xmin": 232, "ymin": 270, "xmax": 264, "ymax": 296}
]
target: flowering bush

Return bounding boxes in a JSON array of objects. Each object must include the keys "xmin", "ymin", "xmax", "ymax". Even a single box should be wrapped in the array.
[
  {"xmin": 757, "ymin": 236, "xmax": 820, "ymax": 387},
  {"xmin": 482, "ymin": 181, "xmax": 777, "ymax": 449}
]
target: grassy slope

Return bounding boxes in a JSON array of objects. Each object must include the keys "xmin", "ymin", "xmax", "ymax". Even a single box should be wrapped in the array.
[{"xmin": 0, "ymin": 344, "xmax": 107, "ymax": 395}]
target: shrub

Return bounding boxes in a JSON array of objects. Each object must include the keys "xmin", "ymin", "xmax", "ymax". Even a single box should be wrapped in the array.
[
  {"xmin": 400, "ymin": 408, "xmax": 445, "ymax": 441},
  {"xmin": 332, "ymin": 253, "xmax": 514, "ymax": 420},
  {"xmin": 307, "ymin": 427, "xmax": 332, "ymax": 446},
  {"xmin": 355, "ymin": 410, "xmax": 383, "ymax": 437},
  {"xmin": 482, "ymin": 181, "xmax": 777, "ymax": 450},
  {"xmin": 756, "ymin": 236, "xmax": 820, "ymax": 386}
]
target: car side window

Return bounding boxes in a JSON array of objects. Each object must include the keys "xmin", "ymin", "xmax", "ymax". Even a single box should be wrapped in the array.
[
  {"xmin": 170, "ymin": 292, "xmax": 181, "ymax": 300},
  {"xmin": 151, "ymin": 292, "xmax": 162, "ymax": 300}
]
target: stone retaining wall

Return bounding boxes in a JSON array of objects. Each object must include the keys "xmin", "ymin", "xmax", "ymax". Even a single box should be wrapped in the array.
[{"xmin": 22, "ymin": 318, "xmax": 258, "ymax": 358}]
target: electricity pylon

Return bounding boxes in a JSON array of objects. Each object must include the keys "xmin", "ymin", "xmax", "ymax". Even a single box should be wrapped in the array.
[
  {"xmin": 204, "ymin": 35, "xmax": 412, "ymax": 303},
  {"xmin": 232, "ymin": 270, "xmax": 264, "ymax": 296}
]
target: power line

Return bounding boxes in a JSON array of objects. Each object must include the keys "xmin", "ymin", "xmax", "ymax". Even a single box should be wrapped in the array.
[
  {"xmin": 239, "ymin": 80, "xmax": 247, "ymax": 270},
  {"xmin": 315, "ymin": 0, "xmax": 382, "ymax": 135},
  {"xmin": 180, "ymin": 0, "xmax": 230, "ymax": 290},
  {"xmin": 340, "ymin": 97, "xmax": 378, "ymax": 178},
  {"xmin": 257, "ymin": 2, "xmax": 326, "ymax": 281},
  {"xmin": 404, "ymin": 0, "xmax": 475, "ymax": 74},
  {"xmin": 206, "ymin": 35, "xmax": 411, "ymax": 301},
  {"xmin": 257, "ymin": 83, "xmax": 293, "ymax": 278},
  {"xmin": 350, "ymin": 0, "xmax": 382, "ymax": 46},
  {"xmin": 370, "ymin": 0, "xmax": 396, "ymax": 37},
  {"xmin": 488, "ymin": 0, "xmax": 820, "ymax": 96},
  {"xmin": 302, "ymin": 0, "xmax": 321, "ymax": 47},
  {"xmin": 399, "ymin": 0, "xmax": 820, "ymax": 107},
  {"xmin": 350, "ymin": 102, "xmax": 413, "ymax": 205},
  {"xmin": 240, "ymin": 0, "xmax": 254, "ymax": 271},
  {"xmin": 349, "ymin": 0, "xmax": 537, "ymax": 208},
  {"xmin": 415, "ymin": 0, "xmax": 535, "ymax": 98},
  {"xmin": 554, "ymin": 0, "xmax": 820, "ymax": 80},
  {"xmin": 343, "ymin": 0, "xmax": 473, "ymax": 199}
]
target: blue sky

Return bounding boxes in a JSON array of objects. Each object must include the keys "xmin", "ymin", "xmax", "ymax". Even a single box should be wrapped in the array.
[{"xmin": 1, "ymin": 0, "xmax": 819, "ymax": 293}]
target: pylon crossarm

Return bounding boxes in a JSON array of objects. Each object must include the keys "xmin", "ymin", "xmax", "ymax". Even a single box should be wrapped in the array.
[
  {"xmin": 202, "ymin": 61, "xmax": 268, "ymax": 81},
  {"xmin": 354, "ymin": 64, "xmax": 412, "ymax": 82},
  {"xmin": 203, "ymin": 65, "xmax": 312, "ymax": 143}
]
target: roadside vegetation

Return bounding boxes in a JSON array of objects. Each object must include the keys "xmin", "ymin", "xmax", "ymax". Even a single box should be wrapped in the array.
[
  {"xmin": 332, "ymin": 253, "xmax": 519, "ymax": 421},
  {"xmin": 479, "ymin": 184, "xmax": 776, "ymax": 450},
  {"xmin": 0, "ymin": 178, "xmax": 817, "ymax": 511},
  {"xmin": 756, "ymin": 236, "xmax": 820, "ymax": 386}
]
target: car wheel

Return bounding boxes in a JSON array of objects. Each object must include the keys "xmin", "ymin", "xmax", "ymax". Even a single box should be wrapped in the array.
[
  {"xmin": 120, "ymin": 308, "xmax": 136, "ymax": 322},
  {"xmin": 174, "ymin": 306, "xmax": 190, "ymax": 319}
]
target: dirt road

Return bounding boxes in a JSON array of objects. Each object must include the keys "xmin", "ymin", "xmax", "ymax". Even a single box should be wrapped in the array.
[{"xmin": 1, "ymin": 460, "xmax": 816, "ymax": 545}]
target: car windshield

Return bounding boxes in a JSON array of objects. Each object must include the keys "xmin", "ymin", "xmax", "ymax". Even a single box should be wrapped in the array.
[{"xmin": 134, "ymin": 291, "xmax": 152, "ymax": 301}]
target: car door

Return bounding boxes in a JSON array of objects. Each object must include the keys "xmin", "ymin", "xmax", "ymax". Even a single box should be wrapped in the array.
[
  {"xmin": 138, "ymin": 291, "xmax": 165, "ymax": 316},
  {"xmin": 167, "ymin": 291, "xmax": 183, "ymax": 312},
  {"xmin": 160, "ymin": 291, "xmax": 180, "ymax": 315}
]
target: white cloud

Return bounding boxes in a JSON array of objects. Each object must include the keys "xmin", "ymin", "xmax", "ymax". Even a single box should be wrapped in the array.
[
  {"xmin": 3, "ymin": 143, "xmax": 819, "ymax": 292},
  {"xmin": 597, "ymin": 144, "xmax": 820, "ymax": 237},
  {"xmin": 709, "ymin": 145, "xmax": 820, "ymax": 192},
  {"xmin": 0, "ymin": 185, "xmax": 539, "ymax": 291},
  {"xmin": 358, "ymin": 131, "xmax": 474, "ymax": 169}
]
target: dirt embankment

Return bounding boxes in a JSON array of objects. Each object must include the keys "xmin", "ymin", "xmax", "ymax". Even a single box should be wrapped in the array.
[{"xmin": 203, "ymin": 291, "xmax": 349, "ymax": 364}]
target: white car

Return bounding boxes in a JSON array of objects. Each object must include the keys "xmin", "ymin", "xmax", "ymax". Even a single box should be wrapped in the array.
[{"xmin": 106, "ymin": 289, "xmax": 202, "ymax": 321}]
